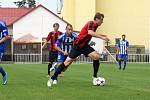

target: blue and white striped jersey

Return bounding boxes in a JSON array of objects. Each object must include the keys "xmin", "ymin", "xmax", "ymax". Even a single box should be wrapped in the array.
[
  {"xmin": 0, "ymin": 20, "xmax": 8, "ymax": 52},
  {"xmin": 55, "ymin": 32, "xmax": 77, "ymax": 53},
  {"xmin": 117, "ymin": 40, "xmax": 129, "ymax": 55}
]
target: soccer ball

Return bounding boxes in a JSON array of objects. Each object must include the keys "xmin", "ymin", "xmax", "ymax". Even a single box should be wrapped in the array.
[{"xmin": 96, "ymin": 77, "xmax": 105, "ymax": 86}]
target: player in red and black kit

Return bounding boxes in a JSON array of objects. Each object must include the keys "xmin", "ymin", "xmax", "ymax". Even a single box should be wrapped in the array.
[
  {"xmin": 47, "ymin": 13, "xmax": 109, "ymax": 87},
  {"xmin": 42, "ymin": 23, "xmax": 62, "ymax": 77}
]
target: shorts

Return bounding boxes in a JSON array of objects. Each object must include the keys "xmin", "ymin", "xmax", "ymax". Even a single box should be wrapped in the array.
[
  {"xmin": 69, "ymin": 44, "xmax": 95, "ymax": 59},
  {"xmin": 118, "ymin": 54, "xmax": 128, "ymax": 61},
  {"xmin": 57, "ymin": 52, "xmax": 67, "ymax": 62},
  {"xmin": 49, "ymin": 51, "xmax": 58, "ymax": 63}
]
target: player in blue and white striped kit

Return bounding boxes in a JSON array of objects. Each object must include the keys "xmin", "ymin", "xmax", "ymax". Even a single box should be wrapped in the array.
[
  {"xmin": 117, "ymin": 34, "xmax": 129, "ymax": 70},
  {"xmin": 50, "ymin": 24, "xmax": 77, "ymax": 84},
  {"xmin": 0, "ymin": 20, "xmax": 10, "ymax": 85}
]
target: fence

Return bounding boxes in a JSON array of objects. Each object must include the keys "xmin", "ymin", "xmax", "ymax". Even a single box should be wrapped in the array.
[{"xmin": 11, "ymin": 53, "xmax": 150, "ymax": 64}]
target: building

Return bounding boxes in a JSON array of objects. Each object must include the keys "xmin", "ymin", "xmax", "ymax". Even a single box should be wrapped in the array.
[
  {"xmin": 61, "ymin": 0, "xmax": 150, "ymax": 52},
  {"xmin": 0, "ymin": 4, "xmax": 69, "ymax": 61}
]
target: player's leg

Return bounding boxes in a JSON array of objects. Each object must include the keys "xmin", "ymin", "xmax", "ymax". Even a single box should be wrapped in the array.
[
  {"xmin": 47, "ymin": 46, "xmax": 81, "ymax": 87},
  {"xmin": 83, "ymin": 46, "xmax": 100, "ymax": 85},
  {"xmin": 47, "ymin": 52, "xmax": 55, "ymax": 77},
  {"xmin": 118, "ymin": 54, "xmax": 122, "ymax": 70},
  {"xmin": 123, "ymin": 54, "xmax": 128, "ymax": 70},
  {"xmin": 0, "ymin": 53, "xmax": 7, "ymax": 85},
  {"xmin": 52, "ymin": 53, "xmax": 64, "ymax": 84}
]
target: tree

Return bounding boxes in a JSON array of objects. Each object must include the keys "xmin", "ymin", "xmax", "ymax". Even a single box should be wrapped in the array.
[
  {"xmin": 27, "ymin": 0, "xmax": 36, "ymax": 8},
  {"xmin": 14, "ymin": 0, "xmax": 36, "ymax": 8},
  {"xmin": 0, "ymin": 2, "xmax": 1, "ymax": 7}
]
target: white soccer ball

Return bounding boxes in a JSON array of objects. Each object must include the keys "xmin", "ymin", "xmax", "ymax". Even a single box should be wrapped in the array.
[{"xmin": 96, "ymin": 77, "xmax": 106, "ymax": 86}]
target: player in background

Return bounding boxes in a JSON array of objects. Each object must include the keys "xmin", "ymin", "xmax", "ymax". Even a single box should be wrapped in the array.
[
  {"xmin": 0, "ymin": 20, "xmax": 10, "ymax": 85},
  {"xmin": 117, "ymin": 34, "xmax": 129, "ymax": 70},
  {"xmin": 47, "ymin": 12, "xmax": 109, "ymax": 87},
  {"xmin": 50, "ymin": 24, "xmax": 77, "ymax": 84},
  {"xmin": 42, "ymin": 23, "xmax": 63, "ymax": 77}
]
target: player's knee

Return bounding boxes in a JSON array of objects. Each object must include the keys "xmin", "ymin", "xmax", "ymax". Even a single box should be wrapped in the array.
[
  {"xmin": 93, "ymin": 54, "xmax": 100, "ymax": 60},
  {"xmin": 64, "ymin": 57, "xmax": 74, "ymax": 66}
]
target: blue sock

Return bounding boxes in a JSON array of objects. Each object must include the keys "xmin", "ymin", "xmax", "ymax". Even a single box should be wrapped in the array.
[
  {"xmin": 51, "ymin": 63, "xmax": 65, "ymax": 80},
  {"xmin": 118, "ymin": 61, "xmax": 121, "ymax": 69},
  {"xmin": 0, "ymin": 67, "xmax": 6, "ymax": 77},
  {"xmin": 124, "ymin": 61, "xmax": 127, "ymax": 69}
]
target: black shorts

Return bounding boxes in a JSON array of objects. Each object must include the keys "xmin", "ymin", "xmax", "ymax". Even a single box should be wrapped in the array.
[
  {"xmin": 69, "ymin": 45, "xmax": 95, "ymax": 59},
  {"xmin": 49, "ymin": 51, "xmax": 58, "ymax": 63}
]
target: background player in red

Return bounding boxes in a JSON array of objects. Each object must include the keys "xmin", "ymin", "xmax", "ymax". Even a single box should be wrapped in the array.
[
  {"xmin": 42, "ymin": 23, "xmax": 62, "ymax": 77},
  {"xmin": 47, "ymin": 12, "xmax": 109, "ymax": 87}
]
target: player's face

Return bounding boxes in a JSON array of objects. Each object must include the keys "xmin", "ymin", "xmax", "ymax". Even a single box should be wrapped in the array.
[
  {"xmin": 122, "ymin": 35, "xmax": 126, "ymax": 40},
  {"xmin": 66, "ymin": 26, "xmax": 73, "ymax": 35},
  {"xmin": 54, "ymin": 25, "xmax": 59, "ymax": 31},
  {"xmin": 96, "ymin": 17, "xmax": 103, "ymax": 26}
]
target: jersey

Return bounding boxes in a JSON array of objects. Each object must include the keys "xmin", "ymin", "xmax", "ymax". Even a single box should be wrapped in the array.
[
  {"xmin": 55, "ymin": 32, "xmax": 77, "ymax": 53},
  {"xmin": 117, "ymin": 40, "xmax": 129, "ymax": 55},
  {"xmin": 46, "ymin": 31, "xmax": 62, "ymax": 52},
  {"xmin": 0, "ymin": 20, "xmax": 9, "ymax": 52},
  {"xmin": 73, "ymin": 21, "xmax": 98, "ymax": 48}
]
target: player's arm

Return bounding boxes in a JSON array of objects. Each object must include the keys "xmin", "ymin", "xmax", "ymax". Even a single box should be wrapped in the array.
[
  {"xmin": 42, "ymin": 33, "xmax": 51, "ymax": 49},
  {"xmin": 55, "ymin": 37, "xmax": 68, "ymax": 55},
  {"xmin": 88, "ymin": 30, "xmax": 109, "ymax": 41},
  {"xmin": 0, "ymin": 36, "xmax": 10, "ymax": 44},
  {"xmin": 116, "ymin": 42, "xmax": 120, "ymax": 54},
  {"xmin": 126, "ymin": 41, "xmax": 129, "ymax": 51},
  {"xmin": 42, "ymin": 40, "xmax": 48, "ymax": 49},
  {"xmin": 0, "ymin": 29, "xmax": 10, "ymax": 44}
]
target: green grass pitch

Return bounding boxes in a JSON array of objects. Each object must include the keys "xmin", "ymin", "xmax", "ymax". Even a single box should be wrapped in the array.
[{"xmin": 0, "ymin": 63, "xmax": 150, "ymax": 100}]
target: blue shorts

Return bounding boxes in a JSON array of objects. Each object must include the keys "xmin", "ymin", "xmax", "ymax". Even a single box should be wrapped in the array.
[
  {"xmin": 118, "ymin": 54, "xmax": 128, "ymax": 61},
  {"xmin": 57, "ymin": 53, "xmax": 67, "ymax": 62}
]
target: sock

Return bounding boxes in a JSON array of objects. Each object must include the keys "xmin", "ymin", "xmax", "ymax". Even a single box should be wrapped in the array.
[
  {"xmin": 51, "ymin": 63, "xmax": 66, "ymax": 80},
  {"xmin": 93, "ymin": 60, "xmax": 100, "ymax": 78},
  {"xmin": 0, "ymin": 67, "xmax": 6, "ymax": 77},
  {"xmin": 118, "ymin": 61, "xmax": 121, "ymax": 69},
  {"xmin": 124, "ymin": 61, "xmax": 127, "ymax": 69},
  {"xmin": 48, "ymin": 63, "xmax": 52, "ymax": 75},
  {"xmin": 50, "ymin": 62, "xmax": 58, "ymax": 72}
]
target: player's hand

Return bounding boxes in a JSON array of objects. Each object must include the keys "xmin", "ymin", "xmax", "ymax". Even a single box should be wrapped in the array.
[
  {"xmin": 102, "ymin": 36, "xmax": 110, "ymax": 41},
  {"xmin": 63, "ymin": 52, "xmax": 68, "ymax": 56}
]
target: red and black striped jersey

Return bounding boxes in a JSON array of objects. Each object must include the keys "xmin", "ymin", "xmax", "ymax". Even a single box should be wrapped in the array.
[
  {"xmin": 73, "ymin": 21, "xmax": 98, "ymax": 48},
  {"xmin": 46, "ymin": 31, "xmax": 62, "ymax": 52}
]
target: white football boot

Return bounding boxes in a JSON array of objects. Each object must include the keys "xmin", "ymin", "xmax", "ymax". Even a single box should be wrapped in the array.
[{"xmin": 93, "ymin": 77, "xmax": 97, "ymax": 86}]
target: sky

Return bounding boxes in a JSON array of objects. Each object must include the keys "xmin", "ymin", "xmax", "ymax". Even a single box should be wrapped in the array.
[{"xmin": 0, "ymin": 0, "xmax": 57, "ymax": 13}]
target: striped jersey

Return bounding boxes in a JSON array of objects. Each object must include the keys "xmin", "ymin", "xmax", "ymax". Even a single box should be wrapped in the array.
[
  {"xmin": 46, "ymin": 31, "xmax": 62, "ymax": 52},
  {"xmin": 55, "ymin": 32, "xmax": 77, "ymax": 53},
  {"xmin": 73, "ymin": 21, "xmax": 98, "ymax": 48},
  {"xmin": 0, "ymin": 20, "xmax": 8, "ymax": 52},
  {"xmin": 117, "ymin": 40, "xmax": 129, "ymax": 55}
]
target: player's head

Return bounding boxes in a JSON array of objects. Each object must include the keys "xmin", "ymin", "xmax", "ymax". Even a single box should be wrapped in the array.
[
  {"xmin": 53, "ymin": 23, "xmax": 59, "ymax": 31},
  {"xmin": 122, "ymin": 34, "xmax": 126, "ymax": 40},
  {"xmin": 94, "ymin": 12, "xmax": 104, "ymax": 26},
  {"xmin": 66, "ymin": 24, "xmax": 73, "ymax": 35}
]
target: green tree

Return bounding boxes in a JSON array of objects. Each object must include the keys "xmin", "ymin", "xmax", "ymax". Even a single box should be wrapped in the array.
[{"xmin": 14, "ymin": 0, "xmax": 36, "ymax": 8}]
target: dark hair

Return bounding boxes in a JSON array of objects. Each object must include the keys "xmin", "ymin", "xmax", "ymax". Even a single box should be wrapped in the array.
[
  {"xmin": 122, "ymin": 34, "xmax": 126, "ymax": 37},
  {"xmin": 66, "ymin": 24, "xmax": 73, "ymax": 29},
  {"xmin": 94, "ymin": 12, "xmax": 104, "ymax": 20},
  {"xmin": 53, "ymin": 23, "xmax": 59, "ymax": 27}
]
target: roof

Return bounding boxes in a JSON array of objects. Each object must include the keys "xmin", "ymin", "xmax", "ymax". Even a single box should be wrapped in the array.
[
  {"xmin": 0, "ymin": 5, "xmax": 69, "ymax": 26},
  {"xmin": 14, "ymin": 33, "xmax": 41, "ymax": 43},
  {"xmin": 0, "ymin": 8, "xmax": 32, "ymax": 26}
]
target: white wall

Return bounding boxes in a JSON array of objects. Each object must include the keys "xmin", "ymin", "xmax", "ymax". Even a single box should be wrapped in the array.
[
  {"xmin": 13, "ymin": 6, "xmax": 67, "ymax": 40},
  {"xmin": 91, "ymin": 37, "xmax": 104, "ymax": 54}
]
